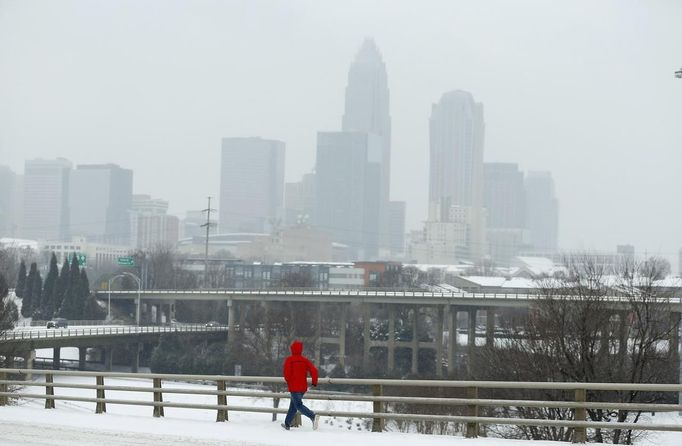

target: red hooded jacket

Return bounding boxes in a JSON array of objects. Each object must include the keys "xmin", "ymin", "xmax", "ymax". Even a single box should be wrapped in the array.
[{"xmin": 283, "ymin": 340, "xmax": 318, "ymax": 393}]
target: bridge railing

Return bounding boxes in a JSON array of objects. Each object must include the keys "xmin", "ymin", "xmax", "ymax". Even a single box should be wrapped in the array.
[
  {"xmin": 1, "ymin": 368, "xmax": 681, "ymax": 442},
  {"xmin": 15, "ymin": 320, "xmax": 128, "ymax": 328},
  {"xmin": 0, "ymin": 324, "xmax": 227, "ymax": 342},
  {"xmin": 95, "ymin": 288, "xmax": 682, "ymax": 304}
]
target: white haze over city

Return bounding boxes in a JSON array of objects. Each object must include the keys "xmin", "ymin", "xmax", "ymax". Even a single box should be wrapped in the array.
[{"xmin": 1, "ymin": 0, "xmax": 681, "ymax": 262}]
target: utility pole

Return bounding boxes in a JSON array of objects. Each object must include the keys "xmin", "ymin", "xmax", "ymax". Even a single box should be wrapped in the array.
[{"xmin": 201, "ymin": 196, "xmax": 216, "ymax": 288}]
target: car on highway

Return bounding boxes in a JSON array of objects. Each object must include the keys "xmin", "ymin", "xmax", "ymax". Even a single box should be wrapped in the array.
[
  {"xmin": 46, "ymin": 318, "xmax": 68, "ymax": 329},
  {"xmin": 205, "ymin": 321, "xmax": 221, "ymax": 327}
]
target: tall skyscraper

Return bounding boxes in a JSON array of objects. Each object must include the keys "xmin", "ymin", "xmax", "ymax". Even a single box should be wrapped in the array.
[
  {"xmin": 342, "ymin": 38, "xmax": 391, "ymax": 193},
  {"xmin": 219, "ymin": 137, "xmax": 285, "ymax": 233},
  {"xmin": 429, "ymin": 90, "xmax": 486, "ymax": 261},
  {"xmin": 342, "ymin": 38, "xmax": 391, "ymax": 251},
  {"xmin": 525, "ymin": 171, "xmax": 559, "ymax": 251},
  {"xmin": 484, "ymin": 163, "xmax": 527, "ymax": 264},
  {"xmin": 70, "ymin": 164, "xmax": 133, "ymax": 245},
  {"xmin": 315, "ymin": 131, "xmax": 382, "ymax": 258},
  {"xmin": 0, "ymin": 166, "xmax": 17, "ymax": 237},
  {"xmin": 22, "ymin": 158, "xmax": 72, "ymax": 241}
]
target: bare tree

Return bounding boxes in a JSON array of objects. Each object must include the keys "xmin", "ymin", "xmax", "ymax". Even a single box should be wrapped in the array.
[{"xmin": 474, "ymin": 255, "xmax": 678, "ymax": 444}]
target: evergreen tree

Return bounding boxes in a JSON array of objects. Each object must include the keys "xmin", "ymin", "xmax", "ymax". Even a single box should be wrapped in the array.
[
  {"xmin": 60, "ymin": 254, "xmax": 83, "ymax": 319},
  {"xmin": 40, "ymin": 253, "xmax": 59, "ymax": 319},
  {"xmin": 69, "ymin": 255, "xmax": 83, "ymax": 319},
  {"xmin": 79, "ymin": 269, "xmax": 90, "ymax": 318},
  {"xmin": 55, "ymin": 256, "xmax": 70, "ymax": 318},
  {"xmin": 21, "ymin": 262, "xmax": 41, "ymax": 318},
  {"xmin": 29, "ymin": 267, "xmax": 43, "ymax": 319},
  {"xmin": 15, "ymin": 260, "xmax": 27, "ymax": 298}
]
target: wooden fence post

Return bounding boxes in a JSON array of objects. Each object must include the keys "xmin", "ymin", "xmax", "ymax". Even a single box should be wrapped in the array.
[
  {"xmin": 293, "ymin": 412, "xmax": 302, "ymax": 427},
  {"xmin": 272, "ymin": 397, "xmax": 280, "ymax": 422},
  {"xmin": 216, "ymin": 380, "xmax": 227, "ymax": 422},
  {"xmin": 573, "ymin": 388, "xmax": 587, "ymax": 443},
  {"xmin": 466, "ymin": 386, "xmax": 479, "ymax": 438},
  {"xmin": 153, "ymin": 378, "xmax": 164, "ymax": 417},
  {"xmin": 45, "ymin": 373, "xmax": 55, "ymax": 409},
  {"xmin": 95, "ymin": 375, "xmax": 106, "ymax": 413},
  {"xmin": 0, "ymin": 371, "xmax": 7, "ymax": 406},
  {"xmin": 372, "ymin": 384, "xmax": 384, "ymax": 432}
]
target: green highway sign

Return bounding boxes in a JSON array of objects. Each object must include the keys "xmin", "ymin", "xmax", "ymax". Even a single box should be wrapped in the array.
[
  {"xmin": 68, "ymin": 253, "xmax": 87, "ymax": 267},
  {"xmin": 117, "ymin": 256, "xmax": 135, "ymax": 266}
]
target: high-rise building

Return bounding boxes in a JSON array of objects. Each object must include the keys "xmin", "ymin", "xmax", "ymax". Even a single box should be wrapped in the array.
[
  {"xmin": 525, "ymin": 171, "xmax": 559, "ymax": 252},
  {"xmin": 130, "ymin": 194, "xmax": 179, "ymax": 250},
  {"xmin": 342, "ymin": 38, "xmax": 391, "ymax": 252},
  {"xmin": 219, "ymin": 137, "xmax": 285, "ymax": 233},
  {"xmin": 484, "ymin": 163, "xmax": 525, "ymax": 229},
  {"xmin": 284, "ymin": 173, "xmax": 316, "ymax": 227},
  {"xmin": 429, "ymin": 91, "xmax": 486, "ymax": 261},
  {"xmin": 315, "ymin": 131, "xmax": 382, "ymax": 259},
  {"xmin": 484, "ymin": 163, "xmax": 527, "ymax": 264},
  {"xmin": 0, "ymin": 166, "xmax": 17, "ymax": 237},
  {"xmin": 70, "ymin": 164, "xmax": 133, "ymax": 245},
  {"xmin": 22, "ymin": 158, "xmax": 72, "ymax": 241},
  {"xmin": 342, "ymin": 38, "xmax": 391, "ymax": 199}
]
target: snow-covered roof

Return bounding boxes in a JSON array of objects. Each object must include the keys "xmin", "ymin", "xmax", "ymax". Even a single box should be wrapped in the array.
[
  {"xmin": 457, "ymin": 276, "xmax": 508, "ymax": 287},
  {"xmin": 0, "ymin": 237, "xmax": 39, "ymax": 250}
]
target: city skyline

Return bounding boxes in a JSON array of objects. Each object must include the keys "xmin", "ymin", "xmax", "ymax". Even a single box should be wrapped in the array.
[{"xmin": 1, "ymin": 0, "xmax": 681, "ymax": 264}]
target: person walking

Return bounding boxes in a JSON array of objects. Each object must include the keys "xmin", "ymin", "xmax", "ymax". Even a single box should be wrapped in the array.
[{"xmin": 282, "ymin": 340, "xmax": 319, "ymax": 430}]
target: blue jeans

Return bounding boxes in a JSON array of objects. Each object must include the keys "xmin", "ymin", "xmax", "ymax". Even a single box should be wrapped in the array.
[{"xmin": 284, "ymin": 392, "xmax": 315, "ymax": 427}]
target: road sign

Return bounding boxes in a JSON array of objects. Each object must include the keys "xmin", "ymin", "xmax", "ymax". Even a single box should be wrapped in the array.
[
  {"xmin": 68, "ymin": 253, "xmax": 87, "ymax": 267},
  {"xmin": 117, "ymin": 256, "xmax": 135, "ymax": 266}
]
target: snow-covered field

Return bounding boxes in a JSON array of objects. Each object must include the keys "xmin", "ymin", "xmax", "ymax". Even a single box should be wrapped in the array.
[{"xmin": 2, "ymin": 375, "xmax": 682, "ymax": 445}]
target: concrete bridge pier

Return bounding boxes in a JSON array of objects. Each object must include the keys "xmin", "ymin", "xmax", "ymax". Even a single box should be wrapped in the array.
[
  {"xmin": 52, "ymin": 347, "xmax": 61, "ymax": 370},
  {"xmin": 486, "ymin": 309, "xmax": 496, "ymax": 346},
  {"xmin": 227, "ymin": 299, "xmax": 235, "ymax": 345},
  {"xmin": 314, "ymin": 303, "xmax": 322, "ymax": 366},
  {"xmin": 435, "ymin": 306, "xmax": 444, "ymax": 377},
  {"xmin": 362, "ymin": 304, "xmax": 371, "ymax": 370},
  {"xmin": 131, "ymin": 343, "xmax": 140, "ymax": 373},
  {"xmin": 23, "ymin": 350, "xmax": 35, "ymax": 377},
  {"xmin": 387, "ymin": 306, "xmax": 395, "ymax": 371},
  {"xmin": 338, "ymin": 304, "xmax": 346, "ymax": 368},
  {"xmin": 467, "ymin": 308, "xmax": 477, "ymax": 376},
  {"xmin": 670, "ymin": 312, "xmax": 681, "ymax": 362},
  {"xmin": 169, "ymin": 301, "xmax": 176, "ymax": 321},
  {"xmin": 411, "ymin": 307, "xmax": 418, "ymax": 375},
  {"xmin": 78, "ymin": 347, "xmax": 87, "ymax": 371},
  {"xmin": 446, "ymin": 306, "xmax": 458, "ymax": 375},
  {"xmin": 104, "ymin": 346, "xmax": 113, "ymax": 372}
]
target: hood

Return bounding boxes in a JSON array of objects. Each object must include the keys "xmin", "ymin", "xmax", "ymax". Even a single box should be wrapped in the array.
[{"xmin": 290, "ymin": 340, "xmax": 303, "ymax": 355}]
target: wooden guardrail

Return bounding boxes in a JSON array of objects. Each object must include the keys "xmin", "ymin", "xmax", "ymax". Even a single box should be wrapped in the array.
[{"xmin": 1, "ymin": 368, "xmax": 682, "ymax": 442}]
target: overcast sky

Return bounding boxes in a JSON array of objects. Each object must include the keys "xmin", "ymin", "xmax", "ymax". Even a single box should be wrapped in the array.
[{"xmin": 1, "ymin": 0, "xmax": 681, "ymax": 263}]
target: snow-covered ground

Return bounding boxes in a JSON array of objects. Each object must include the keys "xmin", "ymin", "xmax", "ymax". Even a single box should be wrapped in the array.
[{"xmin": 2, "ymin": 375, "xmax": 682, "ymax": 445}]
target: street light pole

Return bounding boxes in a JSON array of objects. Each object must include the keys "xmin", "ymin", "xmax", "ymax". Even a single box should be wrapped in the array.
[
  {"xmin": 123, "ymin": 272, "xmax": 142, "ymax": 326},
  {"xmin": 107, "ymin": 274, "xmax": 126, "ymax": 322}
]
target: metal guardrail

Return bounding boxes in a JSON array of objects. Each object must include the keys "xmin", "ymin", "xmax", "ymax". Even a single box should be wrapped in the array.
[
  {"xmin": 0, "ymin": 324, "xmax": 228, "ymax": 342},
  {"xmin": 16, "ymin": 320, "xmax": 128, "ymax": 328},
  {"xmin": 1, "ymin": 368, "xmax": 681, "ymax": 442}
]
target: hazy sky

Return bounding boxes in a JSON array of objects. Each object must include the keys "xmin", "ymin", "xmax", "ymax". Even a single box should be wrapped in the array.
[{"xmin": 1, "ymin": 0, "xmax": 681, "ymax": 263}]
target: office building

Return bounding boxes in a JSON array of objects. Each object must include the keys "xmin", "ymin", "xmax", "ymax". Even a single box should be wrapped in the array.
[
  {"xmin": 22, "ymin": 158, "xmax": 72, "ymax": 241},
  {"xmin": 219, "ymin": 137, "xmax": 285, "ymax": 233}
]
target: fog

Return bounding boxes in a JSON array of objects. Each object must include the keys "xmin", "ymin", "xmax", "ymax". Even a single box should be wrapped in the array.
[{"xmin": 1, "ymin": 0, "xmax": 681, "ymax": 262}]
